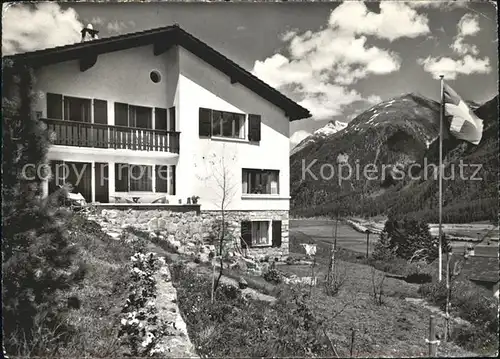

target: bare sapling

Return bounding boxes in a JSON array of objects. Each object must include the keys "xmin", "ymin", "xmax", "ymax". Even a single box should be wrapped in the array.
[
  {"xmin": 370, "ymin": 267, "xmax": 386, "ymax": 305},
  {"xmin": 198, "ymin": 146, "xmax": 237, "ymax": 301}
]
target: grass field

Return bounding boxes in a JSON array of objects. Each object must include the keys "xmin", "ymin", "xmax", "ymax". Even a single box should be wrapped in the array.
[{"xmin": 291, "ymin": 219, "xmax": 499, "ymax": 258}]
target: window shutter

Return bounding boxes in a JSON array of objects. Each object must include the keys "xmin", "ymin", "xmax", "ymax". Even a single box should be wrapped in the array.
[
  {"xmin": 272, "ymin": 220, "xmax": 282, "ymax": 247},
  {"xmin": 169, "ymin": 165, "xmax": 176, "ymax": 195},
  {"xmin": 199, "ymin": 108, "xmax": 212, "ymax": 137},
  {"xmin": 241, "ymin": 221, "xmax": 252, "ymax": 248},
  {"xmin": 128, "ymin": 105, "xmax": 136, "ymax": 127},
  {"xmin": 248, "ymin": 114, "xmax": 261, "ymax": 142},
  {"xmin": 47, "ymin": 93, "xmax": 63, "ymax": 119},
  {"xmin": 94, "ymin": 99, "xmax": 108, "ymax": 124},
  {"xmin": 155, "ymin": 108, "xmax": 167, "ymax": 130},
  {"xmin": 242, "ymin": 169, "xmax": 248, "ymax": 194},
  {"xmin": 114, "ymin": 163, "xmax": 129, "ymax": 192},
  {"xmin": 115, "ymin": 103, "xmax": 128, "ymax": 127},
  {"xmin": 168, "ymin": 107, "xmax": 176, "ymax": 131}
]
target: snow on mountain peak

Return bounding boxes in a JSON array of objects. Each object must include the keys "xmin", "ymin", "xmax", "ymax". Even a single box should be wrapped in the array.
[{"xmin": 313, "ymin": 120, "xmax": 348, "ymax": 137}]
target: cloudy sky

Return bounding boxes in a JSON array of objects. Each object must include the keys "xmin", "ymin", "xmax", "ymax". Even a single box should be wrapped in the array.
[{"xmin": 3, "ymin": 1, "xmax": 497, "ymax": 149}]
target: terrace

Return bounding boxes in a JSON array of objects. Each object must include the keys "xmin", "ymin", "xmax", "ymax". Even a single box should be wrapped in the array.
[{"xmin": 44, "ymin": 118, "xmax": 180, "ymax": 153}]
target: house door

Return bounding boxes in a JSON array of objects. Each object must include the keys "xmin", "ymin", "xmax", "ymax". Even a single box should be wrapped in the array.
[
  {"xmin": 95, "ymin": 162, "xmax": 109, "ymax": 203},
  {"xmin": 65, "ymin": 161, "xmax": 92, "ymax": 203}
]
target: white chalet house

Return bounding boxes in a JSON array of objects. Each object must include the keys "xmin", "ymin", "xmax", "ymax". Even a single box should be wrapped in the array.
[{"xmin": 6, "ymin": 24, "xmax": 311, "ymax": 254}]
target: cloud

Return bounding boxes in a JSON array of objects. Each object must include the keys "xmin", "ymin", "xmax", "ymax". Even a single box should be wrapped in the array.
[
  {"xmin": 328, "ymin": 2, "xmax": 430, "ymax": 41},
  {"xmin": 451, "ymin": 14, "xmax": 480, "ymax": 55},
  {"xmin": 418, "ymin": 55, "xmax": 490, "ymax": 80},
  {"xmin": 253, "ymin": 2, "xmax": 427, "ymax": 120},
  {"xmin": 406, "ymin": 0, "xmax": 468, "ymax": 10},
  {"xmin": 2, "ymin": 3, "xmax": 83, "ymax": 55},
  {"xmin": 418, "ymin": 13, "xmax": 490, "ymax": 79},
  {"xmin": 290, "ymin": 130, "xmax": 311, "ymax": 149},
  {"xmin": 236, "ymin": 25, "xmax": 246, "ymax": 31},
  {"xmin": 107, "ymin": 20, "xmax": 135, "ymax": 34}
]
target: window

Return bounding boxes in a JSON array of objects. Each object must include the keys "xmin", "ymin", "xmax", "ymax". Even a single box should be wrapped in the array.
[
  {"xmin": 240, "ymin": 220, "xmax": 282, "ymax": 248},
  {"xmin": 242, "ymin": 169, "xmax": 279, "ymax": 194},
  {"xmin": 130, "ymin": 106, "xmax": 152, "ymax": 129},
  {"xmin": 115, "ymin": 103, "xmax": 152, "ymax": 128},
  {"xmin": 252, "ymin": 221, "xmax": 270, "ymax": 246},
  {"xmin": 155, "ymin": 165, "xmax": 175, "ymax": 195},
  {"xmin": 46, "ymin": 93, "xmax": 107, "ymax": 124},
  {"xmin": 156, "ymin": 107, "xmax": 176, "ymax": 131},
  {"xmin": 155, "ymin": 108, "xmax": 167, "ymax": 130},
  {"xmin": 199, "ymin": 108, "xmax": 246, "ymax": 139},
  {"xmin": 115, "ymin": 163, "xmax": 175, "ymax": 194},
  {"xmin": 115, "ymin": 163, "xmax": 129, "ymax": 192},
  {"xmin": 130, "ymin": 165, "xmax": 152, "ymax": 191},
  {"xmin": 64, "ymin": 96, "xmax": 91, "ymax": 123}
]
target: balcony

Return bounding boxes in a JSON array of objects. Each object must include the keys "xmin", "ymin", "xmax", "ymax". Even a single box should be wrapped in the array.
[{"xmin": 44, "ymin": 118, "xmax": 180, "ymax": 153}]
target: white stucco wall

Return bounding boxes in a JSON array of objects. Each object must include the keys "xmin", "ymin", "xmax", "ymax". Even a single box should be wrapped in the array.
[
  {"xmin": 32, "ymin": 45, "xmax": 180, "ymax": 202},
  {"xmin": 176, "ymin": 47, "xmax": 290, "ymax": 211},
  {"xmin": 33, "ymin": 45, "xmax": 178, "ymax": 120}
]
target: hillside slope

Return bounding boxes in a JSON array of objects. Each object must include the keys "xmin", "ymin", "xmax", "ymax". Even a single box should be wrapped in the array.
[{"xmin": 291, "ymin": 94, "xmax": 498, "ymax": 223}]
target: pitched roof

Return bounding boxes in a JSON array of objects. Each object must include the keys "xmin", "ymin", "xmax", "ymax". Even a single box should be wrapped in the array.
[{"xmin": 3, "ymin": 24, "xmax": 311, "ymax": 121}]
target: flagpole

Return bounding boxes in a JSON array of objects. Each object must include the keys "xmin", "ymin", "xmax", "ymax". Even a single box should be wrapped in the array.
[{"xmin": 438, "ymin": 75, "xmax": 444, "ymax": 282}]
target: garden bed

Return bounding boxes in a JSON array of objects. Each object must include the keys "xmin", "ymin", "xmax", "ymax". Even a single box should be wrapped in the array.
[{"xmin": 170, "ymin": 254, "xmax": 477, "ymax": 358}]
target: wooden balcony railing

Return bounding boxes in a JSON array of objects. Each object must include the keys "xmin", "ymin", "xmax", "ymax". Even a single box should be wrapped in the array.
[{"xmin": 44, "ymin": 118, "xmax": 180, "ymax": 153}]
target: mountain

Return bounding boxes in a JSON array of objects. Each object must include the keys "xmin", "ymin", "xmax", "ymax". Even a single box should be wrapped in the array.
[
  {"xmin": 290, "ymin": 93, "xmax": 498, "ymax": 223},
  {"xmin": 291, "ymin": 120, "xmax": 347, "ymax": 155}
]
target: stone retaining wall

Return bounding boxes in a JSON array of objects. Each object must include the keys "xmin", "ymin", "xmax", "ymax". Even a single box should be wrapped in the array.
[{"xmin": 92, "ymin": 208, "xmax": 289, "ymax": 258}]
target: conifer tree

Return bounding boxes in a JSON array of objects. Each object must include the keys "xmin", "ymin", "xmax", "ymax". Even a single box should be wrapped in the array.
[{"xmin": 2, "ymin": 59, "xmax": 84, "ymax": 355}]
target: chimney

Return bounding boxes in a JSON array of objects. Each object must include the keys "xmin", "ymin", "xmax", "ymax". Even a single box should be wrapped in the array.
[{"xmin": 81, "ymin": 24, "xmax": 99, "ymax": 42}]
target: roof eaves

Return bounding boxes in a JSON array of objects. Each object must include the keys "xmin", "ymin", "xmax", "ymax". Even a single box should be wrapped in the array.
[{"xmin": 4, "ymin": 25, "xmax": 311, "ymax": 121}]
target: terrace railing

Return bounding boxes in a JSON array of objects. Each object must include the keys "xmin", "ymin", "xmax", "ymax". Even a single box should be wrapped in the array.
[{"xmin": 44, "ymin": 118, "xmax": 180, "ymax": 153}]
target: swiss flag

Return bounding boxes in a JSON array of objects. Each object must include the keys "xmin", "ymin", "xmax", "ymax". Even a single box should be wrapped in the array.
[{"xmin": 443, "ymin": 82, "xmax": 484, "ymax": 145}]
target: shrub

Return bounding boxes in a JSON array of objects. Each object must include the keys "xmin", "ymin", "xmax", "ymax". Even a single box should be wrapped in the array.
[
  {"xmin": 418, "ymin": 281, "xmax": 447, "ymax": 310},
  {"xmin": 451, "ymin": 325, "xmax": 499, "ymax": 354},
  {"xmin": 368, "ymin": 256, "xmax": 408, "ymax": 275},
  {"xmin": 263, "ymin": 268, "xmax": 283, "ymax": 284},
  {"xmin": 450, "ymin": 280, "xmax": 498, "ymax": 333},
  {"xmin": 377, "ymin": 217, "xmax": 451, "ymax": 263},
  {"xmin": 405, "ymin": 272, "xmax": 432, "ymax": 284},
  {"xmin": 420, "ymin": 278, "xmax": 498, "ymax": 355},
  {"xmin": 171, "ymin": 265, "xmax": 332, "ymax": 357},
  {"xmin": 324, "ymin": 260, "xmax": 347, "ymax": 297}
]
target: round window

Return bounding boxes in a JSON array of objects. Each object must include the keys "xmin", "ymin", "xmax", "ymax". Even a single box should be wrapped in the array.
[{"xmin": 150, "ymin": 70, "xmax": 161, "ymax": 83}]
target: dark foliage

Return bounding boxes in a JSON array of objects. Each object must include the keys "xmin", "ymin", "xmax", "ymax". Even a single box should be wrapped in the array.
[
  {"xmin": 2, "ymin": 59, "xmax": 85, "ymax": 356},
  {"xmin": 262, "ymin": 268, "xmax": 283, "ymax": 284},
  {"xmin": 373, "ymin": 218, "xmax": 451, "ymax": 263},
  {"xmin": 170, "ymin": 264, "xmax": 332, "ymax": 357},
  {"xmin": 419, "ymin": 279, "xmax": 498, "ymax": 354}
]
